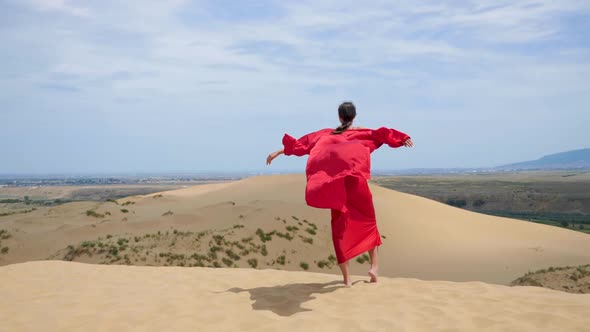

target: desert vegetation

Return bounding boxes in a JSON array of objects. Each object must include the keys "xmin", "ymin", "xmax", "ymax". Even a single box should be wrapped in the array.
[
  {"xmin": 86, "ymin": 210, "xmax": 104, "ymax": 218},
  {"xmin": 48, "ymin": 214, "xmax": 346, "ymax": 271},
  {"xmin": 511, "ymin": 264, "xmax": 590, "ymax": 294},
  {"xmin": 0, "ymin": 208, "xmax": 36, "ymax": 217},
  {"xmin": 355, "ymin": 253, "xmax": 370, "ymax": 264},
  {"xmin": 0, "ymin": 229, "xmax": 11, "ymax": 255}
]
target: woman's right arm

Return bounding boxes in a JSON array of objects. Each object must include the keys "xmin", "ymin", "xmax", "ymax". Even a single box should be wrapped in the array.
[
  {"xmin": 266, "ymin": 129, "xmax": 329, "ymax": 165},
  {"xmin": 266, "ymin": 149, "xmax": 284, "ymax": 165}
]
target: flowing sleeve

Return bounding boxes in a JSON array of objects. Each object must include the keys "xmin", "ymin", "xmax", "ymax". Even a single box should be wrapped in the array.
[
  {"xmin": 282, "ymin": 129, "xmax": 326, "ymax": 156},
  {"xmin": 371, "ymin": 127, "xmax": 411, "ymax": 149}
]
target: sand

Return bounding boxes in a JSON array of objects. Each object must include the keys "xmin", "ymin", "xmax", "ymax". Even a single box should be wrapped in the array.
[
  {"xmin": 2, "ymin": 174, "xmax": 590, "ymax": 331},
  {"xmin": 2, "ymin": 174, "xmax": 590, "ymax": 285},
  {"xmin": 1, "ymin": 260, "xmax": 589, "ymax": 332}
]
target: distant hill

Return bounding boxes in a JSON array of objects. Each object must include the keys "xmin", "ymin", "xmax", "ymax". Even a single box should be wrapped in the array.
[{"xmin": 497, "ymin": 148, "xmax": 590, "ymax": 170}]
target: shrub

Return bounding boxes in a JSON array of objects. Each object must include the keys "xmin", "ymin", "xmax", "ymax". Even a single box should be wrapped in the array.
[
  {"xmin": 305, "ymin": 228, "xmax": 316, "ymax": 235},
  {"xmin": 222, "ymin": 257, "xmax": 233, "ymax": 267},
  {"xmin": 225, "ymin": 249, "xmax": 240, "ymax": 261},
  {"xmin": 212, "ymin": 235, "xmax": 224, "ymax": 245},
  {"xmin": 1, "ymin": 247, "xmax": 8, "ymax": 254},
  {"xmin": 300, "ymin": 262, "xmax": 309, "ymax": 270},
  {"xmin": 247, "ymin": 258, "xmax": 258, "ymax": 268},
  {"xmin": 317, "ymin": 260, "xmax": 329, "ymax": 268},
  {"xmin": 299, "ymin": 236, "xmax": 313, "ymax": 244},
  {"xmin": 120, "ymin": 209, "xmax": 129, "ymax": 213},
  {"xmin": 446, "ymin": 199, "xmax": 467, "ymax": 208},
  {"xmin": 276, "ymin": 255, "xmax": 286, "ymax": 265},
  {"xmin": 86, "ymin": 210, "xmax": 104, "ymax": 218},
  {"xmin": 162, "ymin": 210, "xmax": 173, "ymax": 216},
  {"xmin": 276, "ymin": 232, "xmax": 293, "ymax": 240},
  {"xmin": 261, "ymin": 245, "xmax": 268, "ymax": 256},
  {"xmin": 0, "ymin": 230, "xmax": 11, "ymax": 240},
  {"xmin": 473, "ymin": 199, "xmax": 486, "ymax": 208},
  {"xmin": 256, "ymin": 228, "xmax": 273, "ymax": 242}
]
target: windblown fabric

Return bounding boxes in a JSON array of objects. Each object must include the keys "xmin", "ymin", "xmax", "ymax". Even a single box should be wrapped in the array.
[{"xmin": 282, "ymin": 127, "xmax": 410, "ymax": 263}]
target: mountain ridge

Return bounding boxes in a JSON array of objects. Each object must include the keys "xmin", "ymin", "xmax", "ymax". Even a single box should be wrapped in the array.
[{"xmin": 497, "ymin": 148, "xmax": 590, "ymax": 170}]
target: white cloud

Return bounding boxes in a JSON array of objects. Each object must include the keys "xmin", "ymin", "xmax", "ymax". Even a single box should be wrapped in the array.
[
  {"xmin": 27, "ymin": 0, "xmax": 90, "ymax": 17},
  {"xmin": 5, "ymin": 0, "xmax": 590, "ymax": 115}
]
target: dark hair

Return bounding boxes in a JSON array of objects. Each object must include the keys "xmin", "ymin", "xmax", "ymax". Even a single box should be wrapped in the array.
[{"xmin": 332, "ymin": 101, "xmax": 356, "ymax": 134}]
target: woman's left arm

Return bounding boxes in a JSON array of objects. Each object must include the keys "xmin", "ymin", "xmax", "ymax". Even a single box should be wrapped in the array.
[
  {"xmin": 372, "ymin": 127, "xmax": 413, "ymax": 149},
  {"xmin": 402, "ymin": 138, "xmax": 414, "ymax": 147}
]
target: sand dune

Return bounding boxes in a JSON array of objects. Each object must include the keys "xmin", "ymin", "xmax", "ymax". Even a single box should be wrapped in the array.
[
  {"xmin": 1, "ymin": 260, "xmax": 589, "ymax": 332},
  {"xmin": 1, "ymin": 174, "xmax": 590, "ymax": 286}
]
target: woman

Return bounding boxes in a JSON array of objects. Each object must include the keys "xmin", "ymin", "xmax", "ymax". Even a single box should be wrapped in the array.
[{"xmin": 266, "ymin": 101, "xmax": 413, "ymax": 287}]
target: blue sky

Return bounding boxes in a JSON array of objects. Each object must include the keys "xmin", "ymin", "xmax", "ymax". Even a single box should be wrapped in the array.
[{"xmin": 1, "ymin": 0, "xmax": 589, "ymax": 174}]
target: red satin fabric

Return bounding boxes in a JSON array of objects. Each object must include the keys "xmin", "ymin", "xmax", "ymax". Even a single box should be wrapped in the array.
[{"xmin": 282, "ymin": 127, "xmax": 410, "ymax": 264}]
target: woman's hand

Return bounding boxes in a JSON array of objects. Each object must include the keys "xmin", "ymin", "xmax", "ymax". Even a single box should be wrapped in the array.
[
  {"xmin": 266, "ymin": 149, "xmax": 284, "ymax": 165},
  {"xmin": 403, "ymin": 138, "xmax": 414, "ymax": 148}
]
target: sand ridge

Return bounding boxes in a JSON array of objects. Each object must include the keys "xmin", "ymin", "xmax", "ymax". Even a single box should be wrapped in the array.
[{"xmin": 1, "ymin": 260, "xmax": 589, "ymax": 332}]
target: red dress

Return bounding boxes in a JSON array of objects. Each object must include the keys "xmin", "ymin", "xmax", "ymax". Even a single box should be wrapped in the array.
[{"xmin": 282, "ymin": 127, "xmax": 410, "ymax": 264}]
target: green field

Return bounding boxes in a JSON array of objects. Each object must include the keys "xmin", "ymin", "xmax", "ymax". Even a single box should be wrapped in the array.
[{"xmin": 372, "ymin": 171, "xmax": 590, "ymax": 234}]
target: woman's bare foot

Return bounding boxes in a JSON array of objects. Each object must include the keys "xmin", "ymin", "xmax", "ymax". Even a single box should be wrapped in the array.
[
  {"xmin": 368, "ymin": 247, "xmax": 379, "ymax": 283},
  {"xmin": 343, "ymin": 276, "xmax": 352, "ymax": 287},
  {"xmin": 368, "ymin": 268, "xmax": 378, "ymax": 283},
  {"xmin": 339, "ymin": 260, "xmax": 352, "ymax": 287}
]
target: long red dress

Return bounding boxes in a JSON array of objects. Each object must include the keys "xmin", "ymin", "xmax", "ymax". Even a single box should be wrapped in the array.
[{"xmin": 282, "ymin": 127, "xmax": 410, "ymax": 264}]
